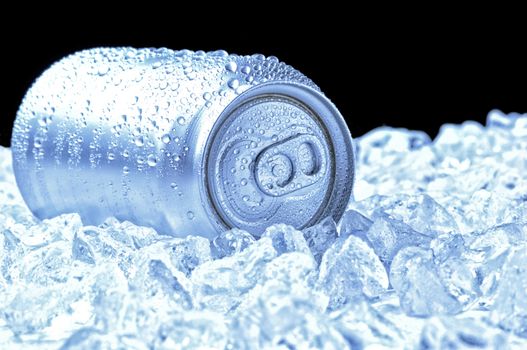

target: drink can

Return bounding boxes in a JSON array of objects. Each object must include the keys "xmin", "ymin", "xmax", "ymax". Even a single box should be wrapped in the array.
[{"xmin": 11, "ymin": 48, "xmax": 354, "ymax": 238}]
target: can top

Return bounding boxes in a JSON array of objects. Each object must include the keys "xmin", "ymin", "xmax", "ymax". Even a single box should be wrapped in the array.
[{"xmin": 205, "ymin": 83, "xmax": 354, "ymax": 236}]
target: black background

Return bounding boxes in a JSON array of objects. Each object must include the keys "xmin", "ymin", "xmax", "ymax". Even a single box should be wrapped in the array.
[{"xmin": 1, "ymin": 18, "xmax": 526, "ymax": 147}]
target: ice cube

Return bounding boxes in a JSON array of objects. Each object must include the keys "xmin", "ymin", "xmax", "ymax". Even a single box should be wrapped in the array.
[
  {"xmin": 127, "ymin": 242, "xmax": 194, "ymax": 312},
  {"xmin": 231, "ymin": 279, "xmax": 349, "ymax": 349},
  {"xmin": 152, "ymin": 311, "xmax": 228, "ymax": 350},
  {"xmin": 164, "ymin": 235, "xmax": 212, "ymax": 276},
  {"xmin": 261, "ymin": 223, "xmax": 311, "ymax": 256},
  {"xmin": 212, "ymin": 228, "xmax": 255, "ymax": 258},
  {"xmin": 419, "ymin": 316, "xmax": 509, "ymax": 349},
  {"xmin": 491, "ymin": 247, "xmax": 527, "ymax": 338},
  {"xmin": 331, "ymin": 299, "xmax": 404, "ymax": 348},
  {"xmin": 191, "ymin": 236, "xmax": 277, "ymax": 313},
  {"xmin": 363, "ymin": 212, "xmax": 432, "ymax": 267},
  {"xmin": 349, "ymin": 194, "xmax": 457, "ymax": 236},
  {"xmin": 3, "ymin": 282, "xmax": 83, "ymax": 336},
  {"xmin": 318, "ymin": 234, "xmax": 388, "ymax": 310},
  {"xmin": 72, "ymin": 233, "xmax": 96, "ymax": 265},
  {"xmin": 356, "ymin": 127, "xmax": 431, "ymax": 167},
  {"xmin": 390, "ymin": 247, "xmax": 464, "ymax": 316},
  {"xmin": 339, "ymin": 209, "xmax": 373, "ymax": 241},
  {"xmin": 302, "ymin": 216, "xmax": 338, "ymax": 264}
]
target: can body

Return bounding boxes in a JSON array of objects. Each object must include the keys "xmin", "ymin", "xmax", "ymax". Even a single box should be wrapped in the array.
[{"xmin": 11, "ymin": 48, "xmax": 354, "ymax": 238}]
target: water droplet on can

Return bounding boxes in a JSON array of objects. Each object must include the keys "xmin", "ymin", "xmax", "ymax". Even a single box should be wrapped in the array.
[
  {"xmin": 225, "ymin": 61, "xmax": 237, "ymax": 72},
  {"xmin": 228, "ymin": 78, "xmax": 239, "ymax": 90},
  {"xmin": 134, "ymin": 135, "xmax": 145, "ymax": 147},
  {"xmin": 147, "ymin": 154, "xmax": 157, "ymax": 167},
  {"xmin": 161, "ymin": 134, "xmax": 171, "ymax": 144}
]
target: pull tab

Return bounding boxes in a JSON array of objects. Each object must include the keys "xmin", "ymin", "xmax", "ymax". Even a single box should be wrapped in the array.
[{"xmin": 254, "ymin": 134, "xmax": 327, "ymax": 197}]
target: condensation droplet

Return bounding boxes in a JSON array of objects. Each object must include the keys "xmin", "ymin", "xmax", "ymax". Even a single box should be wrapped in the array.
[
  {"xmin": 170, "ymin": 182, "xmax": 178, "ymax": 189},
  {"xmin": 147, "ymin": 154, "xmax": 157, "ymax": 167},
  {"xmin": 228, "ymin": 78, "xmax": 239, "ymax": 90},
  {"xmin": 123, "ymin": 166, "xmax": 130, "ymax": 174},
  {"xmin": 187, "ymin": 211, "xmax": 195, "ymax": 220},
  {"xmin": 162, "ymin": 134, "xmax": 172, "ymax": 144},
  {"xmin": 107, "ymin": 153, "xmax": 115, "ymax": 161},
  {"xmin": 177, "ymin": 116, "xmax": 186, "ymax": 125},
  {"xmin": 97, "ymin": 65, "xmax": 110, "ymax": 76},
  {"xmin": 134, "ymin": 135, "xmax": 145, "ymax": 147},
  {"xmin": 241, "ymin": 65, "xmax": 251, "ymax": 74},
  {"xmin": 225, "ymin": 61, "xmax": 237, "ymax": 73},
  {"xmin": 34, "ymin": 137, "xmax": 43, "ymax": 148}
]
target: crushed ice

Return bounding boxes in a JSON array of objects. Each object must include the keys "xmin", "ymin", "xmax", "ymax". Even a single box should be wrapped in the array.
[{"xmin": 1, "ymin": 109, "xmax": 526, "ymax": 349}]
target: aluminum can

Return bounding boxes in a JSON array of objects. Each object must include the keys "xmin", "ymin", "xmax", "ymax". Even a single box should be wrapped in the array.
[{"xmin": 11, "ymin": 48, "xmax": 354, "ymax": 238}]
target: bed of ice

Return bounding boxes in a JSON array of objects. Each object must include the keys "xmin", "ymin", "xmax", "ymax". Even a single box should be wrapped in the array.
[{"xmin": 1, "ymin": 110, "xmax": 526, "ymax": 349}]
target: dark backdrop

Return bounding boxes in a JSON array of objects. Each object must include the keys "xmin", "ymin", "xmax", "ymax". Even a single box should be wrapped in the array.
[{"xmin": 1, "ymin": 24, "xmax": 526, "ymax": 147}]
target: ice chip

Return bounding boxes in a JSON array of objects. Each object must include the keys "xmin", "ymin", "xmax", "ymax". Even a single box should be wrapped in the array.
[
  {"xmin": 21, "ymin": 240, "xmax": 78, "ymax": 285},
  {"xmin": 262, "ymin": 223, "xmax": 311, "ymax": 255},
  {"xmin": 356, "ymin": 127, "xmax": 431, "ymax": 167},
  {"xmin": 60, "ymin": 328, "xmax": 115, "ymax": 350},
  {"xmin": 318, "ymin": 235, "xmax": 388, "ymax": 310},
  {"xmin": 191, "ymin": 236, "xmax": 277, "ymax": 313},
  {"xmin": 264, "ymin": 251, "xmax": 317, "ymax": 286},
  {"xmin": 3, "ymin": 283, "xmax": 83, "ymax": 336},
  {"xmin": 212, "ymin": 228, "xmax": 255, "ymax": 258},
  {"xmin": 72, "ymin": 234, "xmax": 96, "ymax": 265},
  {"xmin": 390, "ymin": 247, "xmax": 463, "ymax": 316},
  {"xmin": 164, "ymin": 235, "xmax": 212, "ymax": 276},
  {"xmin": 339, "ymin": 209, "xmax": 373, "ymax": 241},
  {"xmin": 349, "ymin": 194, "xmax": 457, "ymax": 236},
  {"xmin": 331, "ymin": 299, "xmax": 404, "ymax": 348},
  {"xmin": 302, "ymin": 216, "xmax": 338, "ymax": 264},
  {"xmin": 19, "ymin": 213, "xmax": 82, "ymax": 248},
  {"xmin": 148, "ymin": 259, "xmax": 193, "ymax": 308},
  {"xmin": 419, "ymin": 316, "xmax": 509, "ymax": 349},
  {"xmin": 364, "ymin": 212, "xmax": 432, "ymax": 267},
  {"xmin": 127, "ymin": 242, "xmax": 194, "ymax": 312},
  {"xmin": 231, "ymin": 279, "xmax": 349, "ymax": 349},
  {"xmin": 464, "ymin": 223, "xmax": 527, "ymax": 306},
  {"xmin": 491, "ymin": 247, "xmax": 527, "ymax": 338},
  {"xmin": 430, "ymin": 234, "xmax": 482, "ymax": 310},
  {"xmin": 153, "ymin": 311, "xmax": 228, "ymax": 350}
]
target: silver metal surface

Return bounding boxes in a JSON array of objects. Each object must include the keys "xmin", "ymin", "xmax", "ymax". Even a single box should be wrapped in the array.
[{"xmin": 11, "ymin": 48, "xmax": 354, "ymax": 238}]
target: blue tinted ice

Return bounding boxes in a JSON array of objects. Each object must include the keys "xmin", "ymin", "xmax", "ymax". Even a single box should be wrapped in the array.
[
  {"xmin": 318, "ymin": 234, "xmax": 388, "ymax": 310},
  {"xmin": 212, "ymin": 228, "xmax": 256, "ymax": 259},
  {"xmin": 302, "ymin": 216, "xmax": 338, "ymax": 264},
  {"xmin": 1, "ymin": 111, "xmax": 527, "ymax": 348}
]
